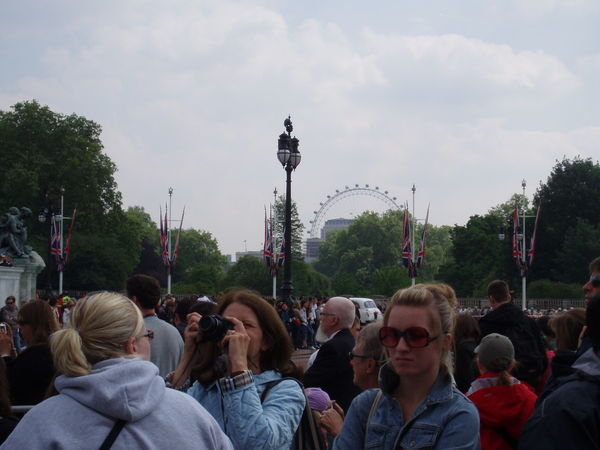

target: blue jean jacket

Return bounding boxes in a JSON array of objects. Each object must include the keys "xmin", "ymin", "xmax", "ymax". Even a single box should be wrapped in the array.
[
  {"xmin": 187, "ymin": 370, "xmax": 305, "ymax": 449},
  {"xmin": 333, "ymin": 364, "xmax": 480, "ymax": 449}
]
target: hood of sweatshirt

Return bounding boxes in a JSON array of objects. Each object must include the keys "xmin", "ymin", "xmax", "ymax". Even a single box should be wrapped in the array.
[
  {"xmin": 573, "ymin": 348, "xmax": 600, "ymax": 376},
  {"xmin": 468, "ymin": 376, "xmax": 536, "ymax": 430},
  {"xmin": 55, "ymin": 358, "xmax": 165, "ymax": 422}
]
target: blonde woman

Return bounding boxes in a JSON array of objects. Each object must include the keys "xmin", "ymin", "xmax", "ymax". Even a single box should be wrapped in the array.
[
  {"xmin": 0, "ymin": 292, "xmax": 232, "ymax": 450},
  {"xmin": 333, "ymin": 285, "xmax": 480, "ymax": 449}
]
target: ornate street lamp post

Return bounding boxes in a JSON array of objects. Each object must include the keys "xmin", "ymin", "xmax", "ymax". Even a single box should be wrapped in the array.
[{"xmin": 277, "ymin": 116, "xmax": 301, "ymax": 301}]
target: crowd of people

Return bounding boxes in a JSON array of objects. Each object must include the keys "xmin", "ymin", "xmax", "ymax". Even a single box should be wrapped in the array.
[{"xmin": 0, "ymin": 257, "xmax": 597, "ymax": 448}]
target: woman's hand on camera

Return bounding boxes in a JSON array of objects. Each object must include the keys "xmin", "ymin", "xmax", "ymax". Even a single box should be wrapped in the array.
[
  {"xmin": 183, "ymin": 312, "xmax": 202, "ymax": 355},
  {"xmin": 221, "ymin": 316, "xmax": 250, "ymax": 373}
]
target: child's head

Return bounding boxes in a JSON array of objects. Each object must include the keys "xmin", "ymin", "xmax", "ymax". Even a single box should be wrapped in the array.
[
  {"xmin": 305, "ymin": 387, "xmax": 331, "ymax": 413},
  {"xmin": 475, "ymin": 333, "xmax": 515, "ymax": 381}
]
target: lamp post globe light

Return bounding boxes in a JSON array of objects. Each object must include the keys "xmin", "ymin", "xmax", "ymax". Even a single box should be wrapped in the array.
[{"xmin": 277, "ymin": 116, "xmax": 301, "ymax": 302}]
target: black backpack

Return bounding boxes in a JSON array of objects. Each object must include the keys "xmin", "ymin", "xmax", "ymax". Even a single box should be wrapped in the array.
[
  {"xmin": 261, "ymin": 378, "xmax": 326, "ymax": 450},
  {"xmin": 501, "ymin": 318, "xmax": 547, "ymax": 383}
]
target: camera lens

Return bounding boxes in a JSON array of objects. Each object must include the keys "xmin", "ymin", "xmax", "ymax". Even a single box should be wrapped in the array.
[{"xmin": 199, "ymin": 315, "xmax": 233, "ymax": 342}]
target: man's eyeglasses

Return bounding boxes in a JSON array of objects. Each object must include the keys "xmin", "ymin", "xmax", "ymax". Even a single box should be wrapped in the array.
[
  {"xmin": 143, "ymin": 330, "xmax": 154, "ymax": 341},
  {"xmin": 379, "ymin": 326, "xmax": 439, "ymax": 349},
  {"xmin": 589, "ymin": 275, "xmax": 600, "ymax": 288},
  {"xmin": 348, "ymin": 351, "xmax": 370, "ymax": 360},
  {"xmin": 319, "ymin": 312, "xmax": 336, "ymax": 317}
]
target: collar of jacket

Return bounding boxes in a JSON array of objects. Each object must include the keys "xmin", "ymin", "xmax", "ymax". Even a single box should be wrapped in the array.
[{"xmin": 377, "ymin": 362, "xmax": 453, "ymax": 406}]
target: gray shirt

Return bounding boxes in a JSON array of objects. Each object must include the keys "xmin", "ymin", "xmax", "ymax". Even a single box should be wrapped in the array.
[{"xmin": 144, "ymin": 315, "xmax": 184, "ymax": 377}]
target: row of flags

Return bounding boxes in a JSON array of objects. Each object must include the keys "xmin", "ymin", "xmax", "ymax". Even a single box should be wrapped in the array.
[
  {"xmin": 50, "ymin": 209, "xmax": 77, "ymax": 272},
  {"xmin": 512, "ymin": 204, "xmax": 541, "ymax": 275},
  {"xmin": 401, "ymin": 203, "xmax": 430, "ymax": 279},
  {"xmin": 263, "ymin": 207, "xmax": 285, "ymax": 277},
  {"xmin": 160, "ymin": 205, "xmax": 185, "ymax": 271}
]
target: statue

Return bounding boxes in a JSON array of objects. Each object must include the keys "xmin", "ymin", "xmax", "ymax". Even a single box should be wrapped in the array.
[{"xmin": 0, "ymin": 206, "xmax": 33, "ymax": 258}]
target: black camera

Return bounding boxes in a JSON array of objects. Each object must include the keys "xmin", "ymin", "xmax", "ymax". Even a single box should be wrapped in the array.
[{"xmin": 199, "ymin": 314, "xmax": 234, "ymax": 342}]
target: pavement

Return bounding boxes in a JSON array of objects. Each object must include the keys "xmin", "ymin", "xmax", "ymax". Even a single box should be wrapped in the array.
[{"xmin": 291, "ymin": 348, "xmax": 316, "ymax": 372}]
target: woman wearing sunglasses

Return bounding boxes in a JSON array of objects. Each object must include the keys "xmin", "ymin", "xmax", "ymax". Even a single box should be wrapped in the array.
[
  {"xmin": 0, "ymin": 292, "xmax": 232, "ymax": 449},
  {"xmin": 333, "ymin": 285, "xmax": 480, "ymax": 449}
]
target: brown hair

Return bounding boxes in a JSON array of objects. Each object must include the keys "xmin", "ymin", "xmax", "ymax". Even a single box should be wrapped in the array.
[
  {"xmin": 454, "ymin": 313, "xmax": 481, "ymax": 344},
  {"xmin": 589, "ymin": 257, "xmax": 600, "ymax": 273},
  {"xmin": 18, "ymin": 300, "xmax": 60, "ymax": 346},
  {"xmin": 549, "ymin": 308, "xmax": 586, "ymax": 351},
  {"xmin": 192, "ymin": 290, "xmax": 297, "ymax": 384},
  {"xmin": 482, "ymin": 358, "xmax": 515, "ymax": 386},
  {"xmin": 384, "ymin": 284, "xmax": 456, "ymax": 375},
  {"xmin": 487, "ymin": 280, "xmax": 510, "ymax": 303}
]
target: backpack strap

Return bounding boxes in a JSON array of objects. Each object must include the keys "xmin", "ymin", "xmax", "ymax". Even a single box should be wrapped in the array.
[
  {"xmin": 98, "ymin": 419, "xmax": 126, "ymax": 450},
  {"xmin": 261, "ymin": 377, "xmax": 325, "ymax": 450},
  {"xmin": 364, "ymin": 389, "xmax": 383, "ymax": 448}
]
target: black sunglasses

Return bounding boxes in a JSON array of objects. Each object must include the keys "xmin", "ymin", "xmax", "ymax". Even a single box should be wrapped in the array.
[
  {"xmin": 590, "ymin": 275, "xmax": 600, "ymax": 288},
  {"xmin": 143, "ymin": 330, "xmax": 154, "ymax": 341},
  {"xmin": 379, "ymin": 326, "xmax": 439, "ymax": 349}
]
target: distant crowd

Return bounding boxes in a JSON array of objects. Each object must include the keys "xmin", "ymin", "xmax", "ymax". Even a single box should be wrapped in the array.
[{"xmin": 0, "ymin": 257, "xmax": 598, "ymax": 448}]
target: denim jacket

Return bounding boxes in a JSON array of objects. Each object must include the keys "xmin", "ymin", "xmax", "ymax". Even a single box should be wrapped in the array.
[
  {"xmin": 333, "ymin": 364, "xmax": 480, "ymax": 449},
  {"xmin": 187, "ymin": 369, "xmax": 305, "ymax": 449}
]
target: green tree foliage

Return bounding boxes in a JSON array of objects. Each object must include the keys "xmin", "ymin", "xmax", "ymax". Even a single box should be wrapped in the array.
[
  {"xmin": 534, "ymin": 157, "xmax": 600, "ymax": 282},
  {"xmin": 0, "ymin": 100, "xmax": 142, "ymax": 291},
  {"xmin": 221, "ymin": 255, "xmax": 272, "ymax": 293},
  {"xmin": 439, "ymin": 214, "xmax": 515, "ymax": 297},
  {"xmin": 527, "ymin": 279, "xmax": 582, "ymax": 299},
  {"xmin": 126, "ymin": 207, "xmax": 165, "ymax": 284},
  {"xmin": 313, "ymin": 210, "xmax": 450, "ymax": 296},
  {"xmin": 553, "ymin": 219, "xmax": 600, "ymax": 283},
  {"xmin": 172, "ymin": 229, "xmax": 227, "ymax": 293},
  {"xmin": 273, "ymin": 195, "xmax": 305, "ymax": 259}
]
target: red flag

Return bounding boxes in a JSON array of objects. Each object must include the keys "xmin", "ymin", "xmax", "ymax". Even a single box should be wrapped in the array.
[
  {"xmin": 63, "ymin": 208, "xmax": 77, "ymax": 265},
  {"xmin": 527, "ymin": 206, "xmax": 541, "ymax": 266},
  {"xmin": 416, "ymin": 204, "xmax": 429, "ymax": 268},
  {"xmin": 170, "ymin": 207, "xmax": 185, "ymax": 266}
]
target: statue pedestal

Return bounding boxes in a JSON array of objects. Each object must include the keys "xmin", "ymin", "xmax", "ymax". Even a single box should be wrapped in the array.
[{"xmin": 0, "ymin": 252, "xmax": 45, "ymax": 302}]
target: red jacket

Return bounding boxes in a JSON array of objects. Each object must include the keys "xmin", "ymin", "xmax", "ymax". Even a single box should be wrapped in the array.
[{"xmin": 467, "ymin": 373, "xmax": 537, "ymax": 450}]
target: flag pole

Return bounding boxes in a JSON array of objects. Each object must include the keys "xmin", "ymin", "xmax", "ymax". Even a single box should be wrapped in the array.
[
  {"xmin": 521, "ymin": 180, "xmax": 527, "ymax": 311},
  {"xmin": 167, "ymin": 187, "xmax": 173, "ymax": 294},
  {"xmin": 59, "ymin": 186, "xmax": 64, "ymax": 293},
  {"xmin": 411, "ymin": 184, "xmax": 416, "ymax": 286},
  {"xmin": 272, "ymin": 187, "xmax": 278, "ymax": 298}
]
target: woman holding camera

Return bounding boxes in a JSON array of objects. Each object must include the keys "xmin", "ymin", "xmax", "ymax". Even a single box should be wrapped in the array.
[
  {"xmin": 332, "ymin": 285, "xmax": 480, "ymax": 449},
  {"xmin": 0, "ymin": 292, "xmax": 232, "ymax": 449},
  {"xmin": 169, "ymin": 290, "xmax": 305, "ymax": 449}
]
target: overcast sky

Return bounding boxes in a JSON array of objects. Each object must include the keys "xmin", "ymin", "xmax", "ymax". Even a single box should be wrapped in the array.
[{"xmin": 2, "ymin": 0, "xmax": 599, "ymax": 258}]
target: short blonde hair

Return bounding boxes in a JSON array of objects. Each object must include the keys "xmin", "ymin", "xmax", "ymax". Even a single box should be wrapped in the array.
[{"xmin": 50, "ymin": 292, "xmax": 145, "ymax": 377}]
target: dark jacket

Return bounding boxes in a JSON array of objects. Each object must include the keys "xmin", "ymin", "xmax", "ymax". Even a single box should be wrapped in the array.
[
  {"xmin": 519, "ymin": 349, "xmax": 600, "ymax": 450},
  {"xmin": 302, "ymin": 328, "xmax": 361, "ymax": 411},
  {"xmin": 478, "ymin": 302, "xmax": 547, "ymax": 384},
  {"xmin": 455, "ymin": 340, "xmax": 478, "ymax": 393},
  {"xmin": 4, "ymin": 344, "xmax": 55, "ymax": 405}
]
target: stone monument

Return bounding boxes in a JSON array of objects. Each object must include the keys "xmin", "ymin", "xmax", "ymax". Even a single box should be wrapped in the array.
[{"xmin": 0, "ymin": 206, "xmax": 45, "ymax": 302}]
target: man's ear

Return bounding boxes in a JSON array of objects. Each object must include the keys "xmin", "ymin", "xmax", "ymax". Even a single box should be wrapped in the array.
[
  {"xmin": 130, "ymin": 296, "xmax": 140, "ymax": 307},
  {"xmin": 366, "ymin": 357, "xmax": 378, "ymax": 374}
]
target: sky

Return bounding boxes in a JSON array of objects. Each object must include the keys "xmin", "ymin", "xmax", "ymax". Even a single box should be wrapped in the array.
[{"xmin": 2, "ymin": 0, "xmax": 599, "ymax": 258}]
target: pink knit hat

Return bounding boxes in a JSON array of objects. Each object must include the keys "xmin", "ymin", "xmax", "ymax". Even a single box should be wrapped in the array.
[{"xmin": 304, "ymin": 388, "xmax": 331, "ymax": 412}]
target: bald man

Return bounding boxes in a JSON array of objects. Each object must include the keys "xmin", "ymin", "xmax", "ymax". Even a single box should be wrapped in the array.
[{"xmin": 302, "ymin": 297, "xmax": 362, "ymax": 411}]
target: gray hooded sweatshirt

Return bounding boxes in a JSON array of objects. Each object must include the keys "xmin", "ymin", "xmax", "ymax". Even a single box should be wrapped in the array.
[{"xmin": 0, "ymin": 358, "xmax": 232, "ymax": 450}]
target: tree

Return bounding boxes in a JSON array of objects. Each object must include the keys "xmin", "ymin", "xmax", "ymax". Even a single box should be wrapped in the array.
[
  {"xmin": 0, "ymin": 100, "xmax": 138, "ymax": 291},
  {"xmin": 533, "ymin": 157, "xmax": 600, "ymax": 282},
  {"xmin": 221, "ymin": 255, "xmax": 272, "ymax": 293},
  {"xmin": 273, "ymin": 195, "xmax": 305, "ymax": 259},
  {"xmin": 172, "ymin": 229, "xmax": 227, "ymax": 292},
  {"xmin": 553, "ymin": 218, "xmax": 600, "ymax": 283}
]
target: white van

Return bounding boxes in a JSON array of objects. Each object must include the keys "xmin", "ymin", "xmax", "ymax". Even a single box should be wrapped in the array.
[{"xmin": 349, "ymin": 297, "xmax": 383, "ymax": 325}]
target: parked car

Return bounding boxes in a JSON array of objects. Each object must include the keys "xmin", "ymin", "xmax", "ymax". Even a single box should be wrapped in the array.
[{"xmin": 349, "ymin": 297, "xmax": 383, "ymax": 325}]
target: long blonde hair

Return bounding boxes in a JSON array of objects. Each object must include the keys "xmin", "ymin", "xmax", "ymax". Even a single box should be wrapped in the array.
[
  {"xmin": 384, "ymin": 284, "xmax": 456, "ymax": 375},
  {"xmin": 50, "ymin": 292, "xmax": 145, "ymax": 377}
]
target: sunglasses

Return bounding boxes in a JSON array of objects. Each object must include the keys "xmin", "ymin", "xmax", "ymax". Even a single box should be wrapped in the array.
[
  {"xmin": 590, "ymin": 275, "xmax": 600, "ymax": 288},
  {"xmin": 143, "ymin": 330, "xmax": 154, "ymax": 341},
  {"xmin": 379, "ymin": 326, "xmax": 439, "ymax": 349},
  {"xmin": 348, "ymin": 351, "xmax": 370, "ymax": 360}
]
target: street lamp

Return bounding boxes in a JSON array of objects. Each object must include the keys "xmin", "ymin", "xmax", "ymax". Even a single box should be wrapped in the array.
[{"xmin": 277, "ymin": 116, "xmax": 301, "ymax": 301}]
